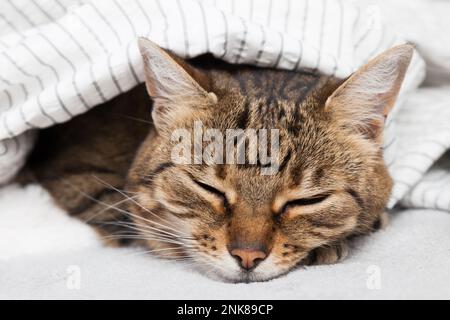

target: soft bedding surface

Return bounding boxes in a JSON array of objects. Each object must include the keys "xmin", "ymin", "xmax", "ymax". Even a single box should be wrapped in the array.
[{"xmin": 1, "ymin": 183, "xmax": 449, "ymax": 299}]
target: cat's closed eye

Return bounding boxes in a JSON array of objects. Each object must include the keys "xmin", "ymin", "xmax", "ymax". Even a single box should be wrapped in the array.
[
  {"xmin": 281, "ymin": 193, "xmax": 330, "ymax": 213},
  {"xmin": 193, "ymin": 179, "xmax": 224, "ymax": 197},
  {"xmin": 192, "ymin": 179, "xmax": 230, "ymax": 209}
]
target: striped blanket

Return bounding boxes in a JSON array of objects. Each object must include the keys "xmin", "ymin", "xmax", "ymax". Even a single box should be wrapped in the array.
[{"xmin": 0, "ymin": 0, "xmax": 449, "ymax": 212}]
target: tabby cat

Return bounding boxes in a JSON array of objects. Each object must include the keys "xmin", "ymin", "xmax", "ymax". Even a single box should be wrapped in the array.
[{"xmin": 21, "ymin": 38, "xmax": 413, "ymax": 282}]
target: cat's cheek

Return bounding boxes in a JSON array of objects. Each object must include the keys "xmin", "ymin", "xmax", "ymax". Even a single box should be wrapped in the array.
[
  {"xmin": 251, "ymin": 256, "xmax": 281, "ymax": 279},
  {"xmin": 166, "ymin": 211, "xmax": 197, "ymax": 237},
  {"xmin": 194, "ymin": 250, "xmax": 242, "ymax": 282},
  {"xmin": 250, "ymin": 254, "xmax": 301, "ymax": 281},
  {"xmin": 219, "ymin": 253, "xmax": 244, "ymax": 278}
]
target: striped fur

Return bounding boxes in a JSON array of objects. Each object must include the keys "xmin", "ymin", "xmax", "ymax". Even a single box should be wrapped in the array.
[{"xmin": 21, "ymin": 42, "xmax": 412, "ymax": 282}]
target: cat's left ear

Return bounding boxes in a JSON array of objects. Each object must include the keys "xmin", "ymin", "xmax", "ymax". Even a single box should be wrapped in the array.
[
  {"xmin": 138, "ymin": 38, "xmax": 216, "ymax": 132},
  {"xmin": 325, "ymin": 44, "xmax": 413, "ymax": 141}
]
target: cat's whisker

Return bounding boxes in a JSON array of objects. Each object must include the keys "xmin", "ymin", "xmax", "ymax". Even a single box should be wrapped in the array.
[
  {"xmin": 126, "ymin": 247, "xmax": 188, "ymax": 257},
  {"xmin": 89, "ymin": 199, "xmax": 185, "ymax": 240},
  {"xmin": 164, "ymin": 256, "xmax": 193, "ymax": 262},
  {"xmin": 74, "ymin": 178, "xmax": 197, "ymax": 245},
  {"xmin": 103, "ymin": 228, "xmax": 194, "ymax": 243},
  {"xmin": 202, "ymin": 259, "xmax": 228, "ymax": 273},
  {"xmin": 84, "ymin": 195, "xmax": 139, "ymax": 224},
  {"xmin": 129, "ymin": 250, "xmax": 195, "ymax": 260},
  {"xmin": 121, "ymin": 248, "xmax": 194, "ymax": 261},
  {"xmin": 60, "ymin": 179, "xmax": 135, "ymax": 221},
  {"xmin": 103, "ymin": 234, "xmax": 188, "ymax": 246},
  {"xmin": 134, "ymin": 221, "xmax": 196, "ymax": 241},
  {"xmin": 140, "ymin": 247, "xmax": 187, "ymax": 254},
  {"xmin": 126, "ymin": 203, "xmax": 191, "ymax": 237},
  {"xmin": 130, "ymin": 206, "xmax": 194, "ymax": 238},
  {"xmin": 98, "ymin": 206, "xmax": 191, "ymax": 241},
  {"xmin": 104, "ymin": 231, "xmax": 196, "ymax": 248},
  {"xmin": 100, "ymin": 220, "xmax": 195, "ymax": 242},
  {"xmin": 104, "ymin": 230, "xmax": 197, "ymax": 247},
  {"xmin": 193, "ymin": 257, "xmax": 230, "ymax": 277},
  {"xmin": 92, "ymin": 175, "xmax": 191, "ymax": 237},
  {"xmin": 188, "ymin": 251, "xmax": 229, "ymax": 273},
  {"xmin": 68, "ymin": 180, "xmax": 191, "ymax": 241},
  {"xmin": 113, "ymin": 112, "xmax": 154, "ymax": 125},
  {"xmin": 98, "ymin": 222, "xmax": 175, "ymax": 241}
]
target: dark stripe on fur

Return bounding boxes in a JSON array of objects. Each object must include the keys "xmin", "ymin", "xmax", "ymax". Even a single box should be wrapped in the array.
[
  {"xmin": 346, "ymin": 188, "xmax": 364, "ymax": 210},
  {"xmin": 278, "ymin": 149, "xmax": 292, "ymax": 173},
  {"xmin": 144, "ymin": 162, "xmax": 174, "ymax": 185}
]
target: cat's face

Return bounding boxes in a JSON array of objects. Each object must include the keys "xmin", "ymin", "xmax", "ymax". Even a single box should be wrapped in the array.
[{"xmin": 126, "ymin": 39, "xmax": 412, "ymax": 282}]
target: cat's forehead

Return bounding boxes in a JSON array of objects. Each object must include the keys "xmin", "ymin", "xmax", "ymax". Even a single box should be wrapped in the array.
[
  {"xmin": 206, "ymin": 69, "xmax": 343, "ymax": 130},
  {"xmin": 169, "ymin": 68, "xmax": 354, "ymax": 201}
]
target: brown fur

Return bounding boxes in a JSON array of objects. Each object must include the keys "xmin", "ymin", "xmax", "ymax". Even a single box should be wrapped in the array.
[{"xmin": 20, "ymin": 40, "xmax": 412, "ymax": 282}]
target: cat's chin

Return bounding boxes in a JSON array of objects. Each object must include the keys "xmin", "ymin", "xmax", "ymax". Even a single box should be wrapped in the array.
[
  {"xmin": 207, "ymin": 268, "xmax": 293, "ymax": 284},
  {"xmin": 191, "ymin": 259, "xmax": 296, "ymax": 283}
]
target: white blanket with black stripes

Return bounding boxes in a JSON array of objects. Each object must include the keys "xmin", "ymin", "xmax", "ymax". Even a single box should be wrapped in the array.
[{"xmin": 0, "ymin": 0, "xmax": 449, "ymax": 212}]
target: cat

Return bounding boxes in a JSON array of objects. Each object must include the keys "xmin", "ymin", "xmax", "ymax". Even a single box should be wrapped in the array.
[{"xmin": 20, "ymin": 38, "xmax": 413, "ymax": 282}]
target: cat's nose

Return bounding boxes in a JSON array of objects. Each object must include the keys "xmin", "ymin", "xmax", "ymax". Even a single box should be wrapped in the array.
[{"xmin": 230, "ymin": 248, "xmax": 267, "ymax": 270}]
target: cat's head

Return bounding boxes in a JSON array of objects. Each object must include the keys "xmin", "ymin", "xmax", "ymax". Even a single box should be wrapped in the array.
[{"xmin": 126, "ymin": 38, "xmax": 412, "ymax": 282}]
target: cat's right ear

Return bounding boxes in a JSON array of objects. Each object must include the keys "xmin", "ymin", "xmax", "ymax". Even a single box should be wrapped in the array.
[
  {"xmin": 324, "ymin": 44, "xmax": 413, "ymax": 142},
  {"xmin": 138, "ymin": 38, "xmax": 216, "ymax": 133}
]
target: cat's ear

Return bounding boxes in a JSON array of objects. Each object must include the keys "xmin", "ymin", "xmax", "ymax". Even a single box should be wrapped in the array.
[
  {"xmin": 138, "ymin": 38, "xmax": 216, "ymax": 132},
  {"xmin": 325, "ymin": 44, "xmax": 413, "ymax": 141}
]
